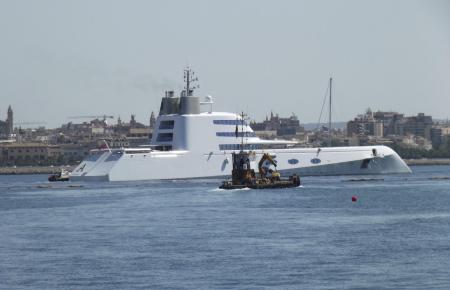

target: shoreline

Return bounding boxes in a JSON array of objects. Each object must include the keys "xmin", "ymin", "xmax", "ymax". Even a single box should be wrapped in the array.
[
  {"xmin": 1, "ymin": 159, "xmax": 449, "ymax": 175},
  {"xmin": 0, "ymin": 166, "xmax": 76, "ymax": 175},
  {"xmin": 404, "ymin": 159, "xmax": 450, "ymax": 166}
]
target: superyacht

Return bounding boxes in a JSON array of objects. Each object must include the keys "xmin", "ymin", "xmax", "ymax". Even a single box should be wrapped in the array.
[{"xmin": 70, "ymin": 68, "xmax": 411, "ymax": 181}]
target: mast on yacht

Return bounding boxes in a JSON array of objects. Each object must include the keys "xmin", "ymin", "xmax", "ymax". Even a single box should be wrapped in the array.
[
  {"xmin": 184, "ymin": 66, "xmax": 199, "ymax": 96},
  {"xmin": 240, "ymin": 111, "xmax": 246, "ymax": 151},
  {"xmin": 328, "ymin": 77, "xmax": 332, "ymax": 147}
]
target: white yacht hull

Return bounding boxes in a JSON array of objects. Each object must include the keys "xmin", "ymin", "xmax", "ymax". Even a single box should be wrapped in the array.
[
  {"xmin": 70, "ymin": 73, "xmax": 411, "ymax": 182},
  {"xmin": 70, "ymin": 145, "xmax": 411, "ymax": 182}
]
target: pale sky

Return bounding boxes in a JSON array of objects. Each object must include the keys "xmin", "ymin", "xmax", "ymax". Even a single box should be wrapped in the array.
[{"xmin": 0, "ymin": 0, "xmax": 449, "ymax": 128}]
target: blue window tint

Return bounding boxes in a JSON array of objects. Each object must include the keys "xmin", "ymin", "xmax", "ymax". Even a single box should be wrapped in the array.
[
  {"xmin": 311, "ymin": 158, "xmax": 321, "ymax": 164},
  {"xmin": 213, "ymin": 120, "xmax": 248, "ymax": 125},
  {"xmin": 85, "ymin": 153, "xmax": 102, "ymax": 162},
  {"xmin": 105, "ymin": 153, "xmax": 122, "ymax": 162},
  {"xmin": 157, "ymin": 133, "xmax": 173, "ymax": 142},
  {"xmin": 219, "ymin": 144, "xmax": 262, "ymax": 151},
  {"xmin": 216, "ymin": 132, "xmax": 256, "ymax": 137},
  {"xmin": 288, "ymin": 158, "xmax": 299, "ymax": 165},
  {"xmin": 159, "ymin": 120, "xmax": 175, "ymax": 130}
]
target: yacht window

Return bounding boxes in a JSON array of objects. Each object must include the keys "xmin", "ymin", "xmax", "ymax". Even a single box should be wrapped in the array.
[
  {"xmin": 216, "ymin": 132, "xmax": 256, "ymax": 137},
  {"xmin": 219, "ymin": 144, "xmax": 262, "ymax": 151},
  {"xmin": 288, "ymin": 159, "xmax": 299, "ymax": 165},
  {"xmin": 159, "ymin": 120, "xmax": 175, "ymax": 130},
  {"xmin": 154, "ymin": 145, "xmax": 172, "ymax": 151},
  {"xmin": 156, "ymin": 133, "xmax": 173, "ymax": 142},
  {"xmin": 213, "ymin": 120, "xmax": 247, "ymax": 126},
  {"xmin": 124, "ymin": 150, "xmax": 151, "ymax": 154}
]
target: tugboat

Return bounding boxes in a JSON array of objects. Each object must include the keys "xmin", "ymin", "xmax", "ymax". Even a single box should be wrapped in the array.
[
  {"xmin": 219, "ymin": 112, "xmax": 301, "ymax": 190},
  {"xmin": 219, "ymin": 151, "xmax": 301, "ymax": 189},
  {"xmin": 48, "ymin": 169, "xmax": 70, "ymax": 182}
]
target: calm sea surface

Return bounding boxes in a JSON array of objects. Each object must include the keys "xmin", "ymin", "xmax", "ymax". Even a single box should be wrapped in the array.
[{"xmin": 1, "ymin": 166, "xmax": 450, "ymax": 290}]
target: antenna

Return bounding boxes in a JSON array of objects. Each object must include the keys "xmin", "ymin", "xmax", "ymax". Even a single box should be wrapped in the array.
[
  {"xmin": 238, "ymin": 111, "xmax": 249, "ymax": 152},
  {"xmin": 184, "ymin": 67, "xmax": 199, "ymax": 96},
  {"xmin": 241, "ymin": 111, "xmax": 245, "ymax": 151},
  {"xmin": 329, "ymin": 77, "xmax": 332, "ymax": 147}
]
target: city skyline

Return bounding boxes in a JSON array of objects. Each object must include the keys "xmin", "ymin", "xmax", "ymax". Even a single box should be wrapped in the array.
[
  {"xmin": 1, "ymin": 0, "xmax": 449, "ymax": 127},
  {"xmin": 2, "ymin": 102, "xmax": 447, "ymax": 133}
]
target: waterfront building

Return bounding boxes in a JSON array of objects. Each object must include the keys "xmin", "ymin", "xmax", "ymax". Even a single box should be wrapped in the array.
[
  {"xmin": 400, "ymin": 113, "xmax": 433, "ymax": 140},
  {"xmin": 372, "ymin": 111, "xmax": 404, "ymax": 136},
  {"xmin": 0, "ymin": 143, "xmax": 90, "ymax": 166},
  {"xmin": 250, "ymin": 111, "xmax": 304, "ymax": 137},
  {"xmin": 0, "ymin": 143, "xmax": 48, "ymax": 165},
  {"xmin": 0, "ymin": 105, "xmax": 13, "ymax": 139},
  {"xmin": 348, "ymin": 110, "xmax": 433, "ymax": 141},
  {"xmin": 127, "ymin": 127, "xmax": 152, "ymax": 147},
  {"xmin": 108, "ymin": 137, "xmax": 129, "ymax": 148},
  {"xmin": 54, "ymin": 113, "xmax": 151, "ymax": 149},
  {"xmin": 441, "ymin": 126, "xmax": 450, "ymax": 136},
  {"xmin": 347, "ymin": 109, "xmax": 384, "ymax": 137},
  {"xmin": 430, "ymin": 127, "xmax": 442, "ymax": 148},
  {"xmin": 430, "ymin": 125, "xmax": 450, "ymax": 149},
  {"xmin": 400, "ymin": 135, "xmax": 433, "ymax": 150}
]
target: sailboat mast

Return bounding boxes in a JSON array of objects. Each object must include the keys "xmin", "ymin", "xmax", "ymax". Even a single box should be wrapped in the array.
[
  {"xmin": 329, "ymin": 77, "xmax": 332, "ymax": 147},
  {"xmin": 241, "ymin": 111, "xmax": 245, "ymax": 151}
]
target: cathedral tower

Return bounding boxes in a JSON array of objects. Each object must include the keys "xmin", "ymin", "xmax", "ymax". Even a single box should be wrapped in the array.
[{"xmin": 6, "ymin": 105, "xmax": 13, "ymax": 136}]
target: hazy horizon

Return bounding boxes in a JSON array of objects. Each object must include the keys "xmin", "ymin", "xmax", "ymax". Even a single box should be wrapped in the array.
[{"xmin": 1, "ymin": 0, "xmax": 449, "ymax": 128}]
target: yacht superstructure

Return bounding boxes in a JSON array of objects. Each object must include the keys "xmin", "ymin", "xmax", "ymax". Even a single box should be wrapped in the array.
[{"xmin": 70, "ymin": 68, "xmax": 411, "ymax": 181}]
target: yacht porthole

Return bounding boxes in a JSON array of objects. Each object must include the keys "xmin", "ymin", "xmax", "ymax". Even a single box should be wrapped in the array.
[
  {"xmin": 311, "ymin": 158, "xmax": 321, "ymax": 164},
  {"xmin": 288, "ymin": 159, "xmax": 299, "ymax": 165}
]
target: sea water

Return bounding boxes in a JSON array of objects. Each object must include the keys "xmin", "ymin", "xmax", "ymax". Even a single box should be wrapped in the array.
[{"xmin": 0, "ymin": 166, "xmax": 449, "ymax": 289}]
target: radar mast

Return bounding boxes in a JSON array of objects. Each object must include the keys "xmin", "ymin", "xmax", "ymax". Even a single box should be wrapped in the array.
[
  {"xmin": 183, "ymin": 67, "xmax": 199, "ymax": 96},
  {"xmin": 237, "ymin": 111, "xmax": 248, "ymax": 152}
]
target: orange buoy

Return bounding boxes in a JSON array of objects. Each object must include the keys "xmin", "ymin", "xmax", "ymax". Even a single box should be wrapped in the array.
[{"xmin": 351, "ymin": 195, "xmax": 358, "ymax": 202}]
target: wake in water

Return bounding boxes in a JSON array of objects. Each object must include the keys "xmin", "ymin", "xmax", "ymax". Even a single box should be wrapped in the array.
[
  {"xmin": 210, "ymin": 187, "xmax": 251, "ymax": 192},
  {"xmin": 210, "ymin": 185, "xmax": 303, "ymax": 192}
]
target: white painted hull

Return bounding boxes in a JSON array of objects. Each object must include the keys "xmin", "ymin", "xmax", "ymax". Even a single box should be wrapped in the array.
[
  {"xmin": 70, "ymin": 88, "xmax": 411, "ymax": 182},
  {"xmin": 70, "ymin": 145, "xmax": 411, "ymax": 181}
]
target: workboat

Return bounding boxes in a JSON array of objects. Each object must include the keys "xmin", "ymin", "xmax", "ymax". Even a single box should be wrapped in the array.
[
  {"xmin": 48, "ymin": 169, "xmax": 70, "ymax": 182},
  {"xmin": 220, "ymin": 151, "xmax": 301, "ymax": 189},
  {"xmin": 70, "ymin": 68, "xmax": 411, "ymax": 182}
]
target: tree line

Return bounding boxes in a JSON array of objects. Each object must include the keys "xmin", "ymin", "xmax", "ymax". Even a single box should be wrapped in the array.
[{"xmin": 389, "ymin": 140, "xmax": 450, "ymax": 159}]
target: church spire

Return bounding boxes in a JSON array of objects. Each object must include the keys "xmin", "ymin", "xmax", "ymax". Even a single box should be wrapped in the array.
[
  {"xmin": 6, "ymin": 105, "xmax": 13, "ymax": 136},
  {"xmin": 150, "ymin": 111, "xmax": 156, "ymax": 129}
]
